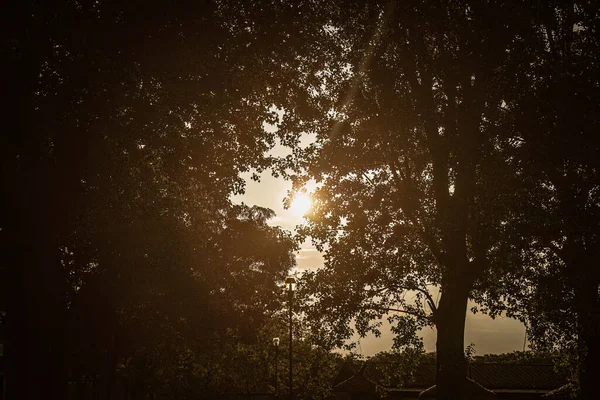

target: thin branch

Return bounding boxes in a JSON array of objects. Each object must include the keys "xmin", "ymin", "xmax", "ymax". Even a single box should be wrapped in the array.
[
  {"xmin": 413, "ymin": 287, "xmax": 438, "ymax": 314},
  {"xmin": 365, "ymin": 286, "xmax": 393, "ymax": 297},
  {"xmin": 368, "ymin": 305, "xmax": 431, "ymax": 321},
  {"xmin": 385, "ymin": 140, "xmax": 445, "ymax": 266},
  {"xmin": 361, "ymin": 171, "xmax": 376, "ymax": 188},
  {"xmin": 546, "ymin": 241, "xmax": 565, "ymax": 261}
]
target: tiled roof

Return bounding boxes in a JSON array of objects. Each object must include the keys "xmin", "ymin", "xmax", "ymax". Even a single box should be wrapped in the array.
[
  {"xmin": 541, "ymin": 384, "xmax": 575, "ymax": 399},
  {"xmin": 419, "ymin": 378, "xmax": 498, "ymax": 399},
  {"xmin": 333, "ymin": 362, "xmax": 566, "ymax": 392},
  {"xmin": 331, "ymin": 361, "xmax": 358, "ymax": 387},
  {"xmin": 468, "ymin": 364, "xmax": 565, "ymax": 390}
]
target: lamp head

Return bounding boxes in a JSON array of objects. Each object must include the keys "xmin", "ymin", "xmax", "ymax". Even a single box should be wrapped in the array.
[{"xmin": 285, "ymin": 276, "xmax": 297, "ymax": 292}]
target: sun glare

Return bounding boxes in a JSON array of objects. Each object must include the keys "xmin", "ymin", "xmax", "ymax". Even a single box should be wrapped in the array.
[{"xmin": 290, "ymin": 192, "xmax": 312, "ymax": 217}]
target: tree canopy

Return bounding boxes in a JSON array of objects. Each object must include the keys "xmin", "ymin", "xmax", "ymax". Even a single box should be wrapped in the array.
[
  {"xmin": 2, "ymin": 1, "xmax": 307, "ymax": 398},
  {"xmin": 2, "ymin": 1, "xmax": 599, "ymax": 400},
  {"xmin": 273, "ymin": 1, "xmax": 536, "ymax": 398},
  {"xmin": 473, "ymin": 2, "xmax": 600, "ymax": 398}
]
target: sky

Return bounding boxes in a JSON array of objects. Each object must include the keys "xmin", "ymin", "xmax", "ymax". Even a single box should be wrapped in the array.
[{"xmin": 232, "ymin": 146, "xmax": 528, "ymax": 357}]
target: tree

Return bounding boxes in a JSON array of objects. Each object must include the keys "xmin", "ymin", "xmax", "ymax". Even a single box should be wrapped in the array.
[
  {"xmin": 2, "ymin": 1, "xmax": 305, "ymax": 398},
  {"xmin": 65, "ymin": 203, "xmax": 297, "ymax": 399},
  {"xmin": 476, "ymin": 2, "xmax": 600, "ymax": 398},
  {"xmin": 265, "ymin": 312, "xmax": 343, "ymax": 400},
  {"xmin": 271, "ymin": 1, "xmax": 535, "ymax": 398}
]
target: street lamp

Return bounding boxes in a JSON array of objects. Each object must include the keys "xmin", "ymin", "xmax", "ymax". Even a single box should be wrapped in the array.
[
  {"xmin": 285, "ymin": 276, "xmax": 297, "ymax": 400},
  {"xmin": 273, "ymin": 337, "xmax": 280, "ymax": 397}
]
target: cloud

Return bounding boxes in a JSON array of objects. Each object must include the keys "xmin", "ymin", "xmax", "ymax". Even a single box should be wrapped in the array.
[{"xmin": 296, "ymin": 250, "xmax": 324, "ymax": 271}]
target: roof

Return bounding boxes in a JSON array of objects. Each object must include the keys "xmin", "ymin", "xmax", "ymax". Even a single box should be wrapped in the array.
[
  {"xmin": 468, "ymin": 364, "xmax": 564, "ymax": 390},
  {"xmin": 332, "ymin": 362, "xmax": 566, "ymax": 392},
  {"xmin": 541, "ymin": 384, "xmax": 575, "ymax": 399},
  {"xmin": 334, "ymin": 373, "xmax": 377, "ymax": 393},
  {"xmin": 419, "ymin": 378, "xmax": 497, "ymax": 399},
  {"xmin": 331, "ymin": 361, "xmax": 358, "ymax": 387}
]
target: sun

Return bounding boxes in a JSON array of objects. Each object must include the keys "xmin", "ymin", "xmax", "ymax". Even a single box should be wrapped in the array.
[{"xmin": 290, "ymin": 192, "xmax": 312, "ymax": 217}]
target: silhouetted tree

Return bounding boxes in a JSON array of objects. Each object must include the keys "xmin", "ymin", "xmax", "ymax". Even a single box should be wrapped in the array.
[
  {"xmin": 2, "ymin": 1, "xmax": 303, "ymax": 399},
  {"xmin": 268, "ymin": 1, "xmax": 536, "ymax": 398},
  {"xmin": 474, "ymin": 2, "xmax": 600, "ymax": 399}
]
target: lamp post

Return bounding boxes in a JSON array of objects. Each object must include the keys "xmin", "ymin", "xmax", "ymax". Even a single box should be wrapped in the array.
[
  {"xmin": 285, "ymin": 276, "xmax": 296, "ymax": 400},
  {"xmin": 273, "ymin": 337, "xmax": 280, "ymax": 397}
]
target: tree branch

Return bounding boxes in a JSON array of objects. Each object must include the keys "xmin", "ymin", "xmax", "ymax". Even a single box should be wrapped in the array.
[
  {"xmin": 368, "ymin": 305, "xmax": 431, "ymax": 321},
  {"xmin": 413, "ymin": 286, "xmax": 438, "ymax": 314},
  {"xmin": 361, "ymin": 171, "xmax": 376, "ymax": 188},
  {"xmin": 386, "ymin": 160, "xmax": 444, "ymax": 264}
]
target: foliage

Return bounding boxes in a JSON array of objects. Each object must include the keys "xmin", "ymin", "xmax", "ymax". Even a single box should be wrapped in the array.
[
  {"xmin": 271, "ymin": 1, "xmax": 537, "ymax": 397},
  {"xmin": 464, "ymin": 343, "xmax": 476, "ymax": 363},
  {"xmin": 3, "ymin": 1, "xmax": 599, "ymax": 399},
  {"xmin": 468, "ymin": 2, "xmax": 600, "ymax": 398},
  {"xmin": 368, "ymin": 348, "xmax": 427, "ymax": 390},
  {"xmin": 472, "ymin": 351, "xmax": 554, "ymax": 365},
  {"xmin": 2, "ymin": 1, "xmax": 310, "ymax": 398}
]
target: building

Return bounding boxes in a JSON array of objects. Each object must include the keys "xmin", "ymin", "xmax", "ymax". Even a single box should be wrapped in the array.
[{"xmin": 329, "ymin": 362, "xmax": 567, "ymax": 400}]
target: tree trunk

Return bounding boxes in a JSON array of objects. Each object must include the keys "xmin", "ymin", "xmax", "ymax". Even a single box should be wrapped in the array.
[
  {"xmin": 435, "ymin": 281, "xmax": 470, "ymax": 400},
  {"xmin": 4, "ymin": 269, "xmax": 29, "ymax": 400},
  {"xmin": 574, "ymin": 277, "xmax": 600, "ymax": 400},
  {"xmin": 75, "ymin": 374, "xmax": 85, "ymax": 400},
  {"xmin": 106, "ymin": 317, "xmax": 120, "ymax": 400}
]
